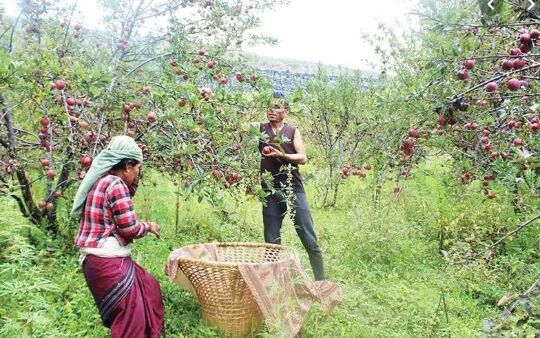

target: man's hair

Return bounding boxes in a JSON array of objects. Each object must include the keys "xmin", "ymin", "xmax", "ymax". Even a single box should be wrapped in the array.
[{"xmin": 272, "ymin": 92, "xmax": 290, "ymax": 109}]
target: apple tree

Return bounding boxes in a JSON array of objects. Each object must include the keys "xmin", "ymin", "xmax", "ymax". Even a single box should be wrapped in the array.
[{"xmin": 0, "ymin": 0, "xmax": 284, "ymax": 234}]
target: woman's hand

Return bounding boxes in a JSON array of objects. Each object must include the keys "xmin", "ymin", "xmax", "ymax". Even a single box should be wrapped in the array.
[{"xmin": 147, "ymin": 222, "xmax": 160, "ymax": 239}]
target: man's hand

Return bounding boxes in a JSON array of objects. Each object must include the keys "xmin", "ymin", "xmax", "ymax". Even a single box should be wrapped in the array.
[
  {"xmin": 147, "ymin": 222, "xmax": 161, "ymax": 239},
  {"xmin": 262, "ymin": 146, "xmax": 284, "ymax": 158}
]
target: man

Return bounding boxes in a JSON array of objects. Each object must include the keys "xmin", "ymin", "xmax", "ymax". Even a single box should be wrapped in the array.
[{"xmin": 258, "ymin": 92, "xmax": 325, "ymax": 281}]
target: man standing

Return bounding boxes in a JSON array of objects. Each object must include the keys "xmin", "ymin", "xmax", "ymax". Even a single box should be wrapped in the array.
[{"xmin": 258, "ymin": 92, "xmax": 325, "ymax": 281}]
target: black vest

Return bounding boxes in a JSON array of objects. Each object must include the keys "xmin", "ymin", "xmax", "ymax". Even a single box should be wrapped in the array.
[{"xmin": 259, "ymin": 123, "xmax": 305, "ymax": 193}]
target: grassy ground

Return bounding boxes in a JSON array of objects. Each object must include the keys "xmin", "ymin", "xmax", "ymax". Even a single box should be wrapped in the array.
[{"xmin": 1, "ymin": 161, "xmax": 539, "ymax": 337}]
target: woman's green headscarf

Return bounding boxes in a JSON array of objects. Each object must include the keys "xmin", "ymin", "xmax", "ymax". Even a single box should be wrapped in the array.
[{"xmin": 70, "ymin": 136, "xmax": 143, "ymax": 217}]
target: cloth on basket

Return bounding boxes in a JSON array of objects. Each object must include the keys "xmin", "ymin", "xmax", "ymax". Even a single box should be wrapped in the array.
[{"xmin": 165, "ymin": 243, "xmax": 342, "ymax": 338}]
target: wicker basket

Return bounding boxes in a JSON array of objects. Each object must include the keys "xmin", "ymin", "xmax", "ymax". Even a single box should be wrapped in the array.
[{"xmin": 172, "ymin": 242, "xmax": 285, "ymax": 337}]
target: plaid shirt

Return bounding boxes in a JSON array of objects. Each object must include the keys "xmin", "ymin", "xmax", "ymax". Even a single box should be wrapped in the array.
[{"xmin": 75, "ymin": 174, "xmax": 148, "ymax": 248}]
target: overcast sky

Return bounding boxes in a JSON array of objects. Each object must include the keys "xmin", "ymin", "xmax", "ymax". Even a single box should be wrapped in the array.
[{"xmin": 3, "ymin": 0, "xmax": 416, "ymax": 70}]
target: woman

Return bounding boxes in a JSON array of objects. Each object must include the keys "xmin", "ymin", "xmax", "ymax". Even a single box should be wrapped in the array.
[{"xmin": 71, "ymin": 136, "xmax": 164, "ymax": 337}]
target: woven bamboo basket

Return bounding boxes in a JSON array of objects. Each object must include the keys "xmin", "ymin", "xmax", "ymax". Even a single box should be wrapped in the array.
[{"xmin": 173, "ymin": 242, "xmax": 285, "ymax": 337}]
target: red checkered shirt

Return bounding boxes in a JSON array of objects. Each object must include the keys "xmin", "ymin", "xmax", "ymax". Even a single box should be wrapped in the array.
[{"xmin": 75, "ymin": 174, "xmax": 148, "ymax": 248}]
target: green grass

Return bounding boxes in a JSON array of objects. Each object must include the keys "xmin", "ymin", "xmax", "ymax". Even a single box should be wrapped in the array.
[{"xmin": 1, "ymin": 161, "xmax": 539, "ymax": 337}]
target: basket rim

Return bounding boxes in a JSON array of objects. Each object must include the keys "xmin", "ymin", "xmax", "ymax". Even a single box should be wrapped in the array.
[{"xmin": 173, "ymin": 242, "xmax": 287, "ymax": 268}]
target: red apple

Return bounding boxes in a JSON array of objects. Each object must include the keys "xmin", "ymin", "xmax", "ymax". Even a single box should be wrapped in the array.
[
  {"xmin": 507, "ymin": 78, "xmax": 520, "ymax": 91},
  {"xmin": 80, "ymin": 156, "xmax": 92, "ymax": 167},
  {"xmin": 40, "ymin": 159, "xmax": 50, "ymax": 168},
  {"xmin": 126, "ymin": 129, "xmax": 135, "ymax": 137},
  {"xmin": 507, "ymin": 120, "xmax": 517, "ymax": 128},
  {"xmin": 207, "ymin": 60, "xmax": 214, "ymax": 68},
  {"xmin": 235, "ymin": 72, "xmax": 244, "ymax": 82},
  {"xmin": 53, "ymin": 190, "xmax": 62, "ymax": 198},
  {"xmin": 510, "ymin": 48, "xmax": 522, "ymax": 56},
  {"xmin": 178, "ymin": 98, "xmax": 187, "ymax": 107},
  {"xmin": 198, "ymin": 48, "xmax": 206, "ymax": 56},
  {"xmin": 74, "ymin": 23, "xmax": 82, "ymax": 31},
  {"xmin": 123, "ymin": 104, "xmax": 132, "ymax": 113},
  {"xmin": 46, "ymin": 169, "xmax": 55, "ymax": 179},
  {"xmin": 530, "ymin": 29, "xmax": 540, "ymax": 39},
  {"xmin": 262, "ymin": 146, "xmax": 272, "ymax": 156},
  {"xmin": 477, "ymin": 99, "xmax": 488, "ymax": 107},
  {"xmin": 84, "ymin": 131, "xmax": 95, "ymax": 143},
  {"xmin": 170, "ymin": 59, "xmax": 177, "ymax": 67},
  {"xmin": 142, "ymin": 86, "xmax": 151, "ymax": 95},
  {"xmin": 38, "ymin": 200, "xmax": 47, "ymax": 209},
  {"xmin": 54, "ymin": 80, "xmax": 65, "ymax": 90},
  {"xmin": 40, "ymin": 116, "xmax": 50, "ymax": 127},
  {"xmin": 66, "ymin": 97, "xmax": 76, "ymax": 106},
  {"xmin": 513, "ymin": 138, "xmax": 524, "ymax": 146},
  {"xmin": 404, "ymin": 137, "xmax": 416, "ymax": 149},
  {"xmin": 513, "ymin": 58, "xmax": 525, "ymax": 69},
  {"xmin": 463, "ymin": 59, "xmax": 475, "ymax": 69},
  {"xmin": 501, "ymin": 59, "xmax": 513, "ymax": 70},
  {"xmin": 408, "ymin": 128, "xmax": 419, "ymax": 138},
  {"xmin": 531, "ymin": 122, "xmax": 540, "ymax": 131},
  {"xmin": 485, "ymin": 82, "xmax": 498, "ymax": 92},
  {"xmin": 520, "ymin": 33, "xmax": 531, "ymax": 44},
  {"xmin": 147, "ymin": 111, "xmax": 157, "ymax": 123},
  {"xmin": 457, "ymin": 69, "xmax": 469, "ymax": 80}
]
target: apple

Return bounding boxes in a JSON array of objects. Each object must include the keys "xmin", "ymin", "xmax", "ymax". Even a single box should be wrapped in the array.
[
  {"xmin": 132, "ymin": 101, "xmax": 142, "ymax": 108},
  {"xmin": 126, "ymin": 129, "xmax": 135, "ymax": 137},
  {"xmin": 46, "ymin": 169, "xmax": 55, "ymax": 179},
  {"xmin": 490, "ymin": 151, "xmax": 499, "ymax": 159},
  {"xmin": 485, "ymin": 82, "xmax": 498, "ymax": 92},
  {"xmin": 53, "ymin": 190, "xmax": 62, "ymax": 198},
  {"xmin": 249, "ymin": 74, "xmax": 257, "ymax": 82},
  {"xmin": 531, "ymin": 122, "xmax": 540, "ymax": 131},
  {"xmin": 198, "ymin": 48, "xmax": 206, "ymax": 56},
  {"xmin": 170, "ymin": 59, "xmax": 177, "ymax": 67},
  {"xmin": 513, "ymin": 58, "xmax": 525, "ymax": 69},
  {"xmin": 407, "ymin": 128, "xmax": 419, "ymax": 138},
  {"xmin": 457, "ymin": 69, "xmax": 469, "ymax": 80},
  {"xmin": 530, "ymin": 29, "xmax": 540, "ymax": 39},
  {"xmin": 80, "ymin": 156, "xmax": 92, "ymax": 167},
  {"xmin": 364, "ymin": 163, "xmax": 371, "ymax": 170},
  {"xmin": 513, "ymin": 138, "xmax": 524, "ymax": 146},
  {"xmin": 262, "ymin": 146, "xmax": 272, "ymax": 156},
  {"xmin": 510, "ymin": 48, "xmax": 522, "ymax": 56},
  {"xmin": 142, "ymin": 86, "xmax": 151, "ymax": 95},
  {"xmin": 211, "ymin": 169, "xmax": 221, "ymax": 178},
  {"xmin": 507, "ymin": 78, "xmax": 520, "ymax": 91},
  {"xmin": 178, "ymin": 98, "xmax": 187, "ymax": 107},
  {"xmin": 520, "ymin": 33, "xmax": 531, "ymax": 44},
  {"xmin": 40, "ymin": 116, "xmax": 50, "ymax": 127},
  {"xmin": 66, "ymin": 97, "xmax": 76, "ymax": 106},
  {"xmin": 477, "ymin": 99, "xmax": 488, "ymax": 107},
  {"xmin": 501, "ymin": 152, "xmax": 509, "ymax": 160},
  {"xmin": 78, "ymin": 120, "xmax": 89, "ymax": 129},
  {"xmin": 463, "ymin": 59, "xmax": 475, "ymax": 69},
  {"xmin": 123, "ymin": 104, "xmax": 132, "ymax": 113},
  {"xmin": 84, "ymin": 132, "xmax": 95, "ymax": 143},
  {"xmin": 74, "ymin": 23, "xmax": 82, "ymax": 31},
  {"xmin": 147, "ymin": 111, "xmax": 157, "ymax": 123},
  {"xmin": 403, "ymin": 137, "xmax": 416, "ymax": 149},
  {"xmin": 38, "ymin": 200, "xmax": 46, "ymax": 209},
  {"xmin": 219, "ymin": 77, "xmax": 228, "ymax": 85},
  {"xmin": 501, "ymin": 59, "xmax": 513, "ymax": 70},
  {"xmin": 207, "ymin": 60, "xmax": 214, "ymax": 68},
  {"xmin": 40, "ymin": 159, "xmax": 50, "ymax": 168},
  {"xmin": 519, "ymin": 43, "xmax": 531, "ymax": 53},
  {"xmin": 46, "ymin": 202, "xmax": 54, "ymax": 210},
  {"xmin": 54, "ymin": 80, "xmax": 65, "ymax": 90},
  {"xmin": 507, "ymin": 120, "xmax": 517, "ymax": 128},
  {"xmin": 235, "ymin": 72, "xmax": 244, "ymax": 82},
  {"xmin": 487, "ymin": 191, "xmax": 496, "ymax": 199}
]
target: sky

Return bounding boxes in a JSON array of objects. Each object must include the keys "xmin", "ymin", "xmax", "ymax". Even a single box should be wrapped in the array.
[{"xmin": 2, "ymin": 0, "xmax": 416, "ymax": 70}]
